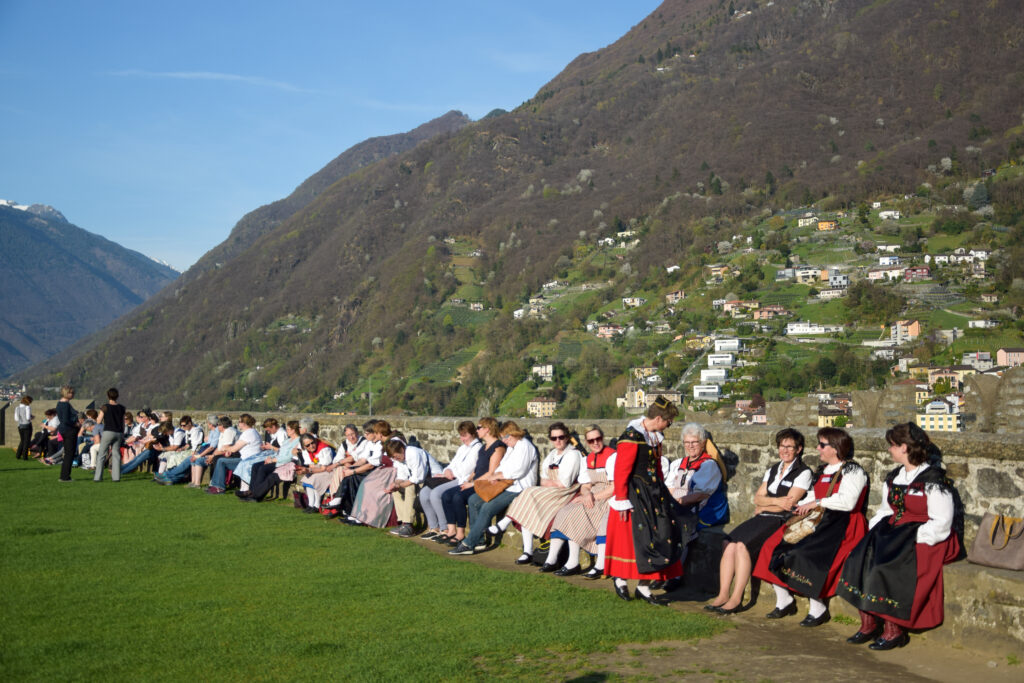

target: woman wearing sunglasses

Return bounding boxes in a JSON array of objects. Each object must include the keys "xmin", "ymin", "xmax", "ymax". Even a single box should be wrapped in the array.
[
  {"xmin": 753, "ymin": 427, "xmax": 868, "ymax": 628},
  {"xmin": 542, "ymin": 425, "xmax": 617, "ymax": 577},
  {"xmin": 501, "ymin": 422, "xmax": 583, "ymax": 565}
]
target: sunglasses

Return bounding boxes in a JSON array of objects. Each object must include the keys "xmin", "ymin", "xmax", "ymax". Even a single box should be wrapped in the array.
[
  {"xmin": 586, "ymin": 437, "xmax": 602, "ymax": 444},
  {"xmin": 550, "ymin": 434, "xmax": 567, "ymax": 441},
  {"xmin": 817, "ymin": 441, "xmax": 830, "ymax": 448}
]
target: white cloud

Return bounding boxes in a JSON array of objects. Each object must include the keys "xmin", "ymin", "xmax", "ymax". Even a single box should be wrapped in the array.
[{"xmin": 108, "ymin": 69, "xmax": 314, "ymax": 93}]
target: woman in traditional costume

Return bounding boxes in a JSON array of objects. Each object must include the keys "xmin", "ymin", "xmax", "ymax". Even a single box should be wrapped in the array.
[
  {"xmin": 504, "ymin": 422, "xmax": 584, "ymax": 566},
  {"xmin": 753, "ymin": 427, "xmax": 868, "ymax": 627},
  {"xmin": 838, "ymin": 422, "xmax": 963, "ymax": 650},
  {"xmin": 541, "ymin": 424, "xmax": 617, "ymax": 577},
  {"xmin": 604, "ymin": 396, "xmax": 682, "ymax": 606},
  {"xmin": 706, "ymin": 427, "xmax": 811, "ymax": 613}
]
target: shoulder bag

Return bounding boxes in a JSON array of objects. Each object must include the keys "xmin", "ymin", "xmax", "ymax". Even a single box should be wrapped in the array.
[{"xmin": 967, "ymin": 513, "xmax": 1024, "ymax": 570}]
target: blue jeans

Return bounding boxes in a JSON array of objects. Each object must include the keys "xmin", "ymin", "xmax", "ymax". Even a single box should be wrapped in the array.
[
  {"xmin": 121, "ymin": 448, "xmax": 155, "ymax": 474},
  {"xmin": 465, "ymin": 490, "xmax": 519, "ymax": 548},
  {"xmin": 210, "ymin": 457, "xmax": 241, "ymax": 489},
  {"xmin": 161, "ymin": 455, "xmax": 203, "ymax": 483},
  {"xmin": 420, "ymin": 479, "xmax": 461, "ymax": 529},
  {"xmin": 442, "ymin": 486, "xmax": 476, "ymax": 528}
]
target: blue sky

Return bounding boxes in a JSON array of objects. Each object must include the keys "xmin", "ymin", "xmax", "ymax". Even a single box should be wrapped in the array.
[{"xmin": 0, "ymin": 1, "xmax": 661, "ymax": 271}]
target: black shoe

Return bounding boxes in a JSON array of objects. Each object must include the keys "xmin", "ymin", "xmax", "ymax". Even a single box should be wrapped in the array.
[
  {"xmin": 634, "ymin": 588, "xmax": 670, "ymax": 606},
  {"xmin": 662, "ymin": 577, "xmax": 683, "ymax": 592},
  {"xmin": 554, "ymin": 565, "xmax": 582, "ymax": 577},
  {"xmin": 799, "ymin": 610, "xmax": 831, "ymax": 627},
  {"xmin": 847, "ymin": 627, "xmax": 882, "ymax": 644},
  {"xmin": 582, "ymin": 567, "xmax": 603, "ymax": 580},
  {"xmin": 235, "ymin": 490, "xmax": 250, "ymax": 498},
  {"xmin": 766, "ymin": 603, "xmax": 798, "ymax": 619},
  {"xmin": 648, "ymin": 580, "xmax": 665, "ymax": 590},
  {"xmin": 717, "ymin": 605, "xmax": 744, "ymax": 615},
  {"xmin": 614, "ymin": 582, "xmax": 631, "ymax": 601},
  {"xmin": 704, "ymin": 604, "xmax": 725, "ymax": 613},
  {"xmin": 514, "ymin": 553, "xmax": 533, "ymax": 565},
  {"xmin": 303, "ymin": 506, "xmax": 319, "ymax": 514},
  {"xmin": 241, "ymin": 496, "xmax": 258, "ymax": 503},
  {"xmin": 539, "ymin": 563, "xmax": 560, "ymax": 573},
  {"xmin": 345, "ymin": 518, "xmax": 364, "ymax": 526},
  {"xmin": 868, "ymin": 632, "xmax": 909, "ymax": 650}
]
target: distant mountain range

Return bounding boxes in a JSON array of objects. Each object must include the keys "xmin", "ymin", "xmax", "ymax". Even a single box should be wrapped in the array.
[
  {"xmin": 17, "ymin": 0, "xmax": 1024, "ymax": 411},
  {"xmin": 0, "ymin": 202, "xmax": 180, "ymax": 376}
]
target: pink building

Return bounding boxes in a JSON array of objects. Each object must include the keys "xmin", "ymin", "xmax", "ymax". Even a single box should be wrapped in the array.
[{"xmin": 997, "ymin": 348, "xmax": 1024, "ymax": 367}]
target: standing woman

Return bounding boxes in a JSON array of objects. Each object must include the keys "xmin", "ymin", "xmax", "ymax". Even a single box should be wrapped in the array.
[
  {"xmin": 15, "ymin": 395, "xmax": 33, "ymax": 460},
  {"xmin": 93, "ymin": 388, "xmax": 126, "ymax": 482},
  {"xmin": 56, "ymin": 385, "xmax": 80, "ymax": 482},
  {"xmin": 753, "ymin": 427, "xmax": 868, "ymax": 627},
  {"xmin": 605, "ymin": 396, "xmax": 682, "ymax": 606},
  {"xmin": 707, "ymin": 427, "xmax": 811, "ymax": 613},
  {"xmin": 838, "ymin": 423, "xmax": 963, "ymax": 650}
]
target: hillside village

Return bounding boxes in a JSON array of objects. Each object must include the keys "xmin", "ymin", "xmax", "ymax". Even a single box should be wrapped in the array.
[{"xmin": 339, "ymin": 160, "xmax": 1024, "ymax": 432}]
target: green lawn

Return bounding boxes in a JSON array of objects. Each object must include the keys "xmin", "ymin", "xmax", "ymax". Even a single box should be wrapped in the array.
[{"xmin": 0, "ymin": 451, "xmax": 721, "ymax": 681}]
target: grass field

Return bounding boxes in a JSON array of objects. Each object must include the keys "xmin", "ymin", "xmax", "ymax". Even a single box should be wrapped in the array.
[{"xmin": 0, "ymin": 450, "xmax": 722, "ymax": 681}]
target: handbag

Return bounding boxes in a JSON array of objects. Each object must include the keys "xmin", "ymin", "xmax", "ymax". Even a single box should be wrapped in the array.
[
  {"xmin": 782, "ymin": 470, "xmax": 841, "ymax": 544},
  {"xmin": 967, "ymin": 513, "xmax": 1024, "ymax": 570},
  {"xmin": 474, "ymin": 478, "xmax": 513, "ymax": 502}
]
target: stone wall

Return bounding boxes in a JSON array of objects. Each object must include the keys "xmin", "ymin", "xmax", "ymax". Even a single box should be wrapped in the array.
[{"xmin": 7, "ymin": 409, "xmax": 1020, "ymax": 541}]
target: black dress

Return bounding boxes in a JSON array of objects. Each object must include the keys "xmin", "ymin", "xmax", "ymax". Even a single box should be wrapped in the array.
[{"xmin": 728, "ymin": 459, "xmax": 810, "ymax": 561}]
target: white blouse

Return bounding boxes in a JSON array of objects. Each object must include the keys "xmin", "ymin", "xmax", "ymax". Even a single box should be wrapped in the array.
[
  {"xmin": 540, "ymin": 447, "xmax": 582, "ymax": 488},
  {"xmin": 447, "ymin": 439, "xmax": 482, "ymax": 484},
  {"xmin": 798, "ymin": 461, "xmax": 867, "ymax": 512},
  {"xmin": 868, "ymin": 464, "xmax": 953, "ymax": 545},
  {"xmin": 495, "ymin": 438, "xmax": 539, "ymax": 493}
]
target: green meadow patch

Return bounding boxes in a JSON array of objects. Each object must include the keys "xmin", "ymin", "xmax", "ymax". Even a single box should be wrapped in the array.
[{"xmin": 0, "ymin": 451, "xmax": 722, "ymax": 681}]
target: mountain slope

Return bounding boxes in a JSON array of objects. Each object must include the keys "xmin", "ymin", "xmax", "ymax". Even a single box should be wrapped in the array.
[
  {"xmin": 185, "ymin": 110, "xmax": 471, "ymax": 276},
  {"xmin": 23, "ymin": 0, "xmax": 1024, "ymax": 409},
  {"xmin": 0, "ymin": 205, "xmax": 179, "ymax": 376}
]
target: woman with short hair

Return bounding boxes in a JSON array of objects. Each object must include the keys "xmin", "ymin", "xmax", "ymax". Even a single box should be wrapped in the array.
[
  {"xmin": 15, "ymin": 395, "xmax": 33, "ymax": 460},
  {"xmin": 707, "ymin": 428, "xmax": 811, "ymax": 613},
  {"xmin": 604, "ymin": 397, "xmax": 681, "ymax": 605},
  {"xmin": 56, "ymin": 385, "xmax": 79, "ymax": 482},
  {"xmin": 419, "ymin": 421, "xmax": 481, "ymax": 540},
  {"xmin": 437, "ymin": 417, "xmax": 506, "ymax": 546}
]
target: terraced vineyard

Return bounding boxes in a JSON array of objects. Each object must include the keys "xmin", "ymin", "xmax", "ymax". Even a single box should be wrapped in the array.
[{"xmin": 410, "ymin": 349, "xmax": 479, "ymax": 382}]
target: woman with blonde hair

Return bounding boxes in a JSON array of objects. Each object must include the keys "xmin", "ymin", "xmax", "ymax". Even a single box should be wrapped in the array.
[{"xmin": 56, "ymin": 385, "xmax": 79, "ymax": 482}]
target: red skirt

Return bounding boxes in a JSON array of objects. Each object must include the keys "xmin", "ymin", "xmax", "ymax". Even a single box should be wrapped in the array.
[
  {"xmin": 604, "ymin": 509, "xmax": 683, "ymax": 581},
  {"xmin": 754, "ymin": 511, "xmax": 867, "ymax": 599}
]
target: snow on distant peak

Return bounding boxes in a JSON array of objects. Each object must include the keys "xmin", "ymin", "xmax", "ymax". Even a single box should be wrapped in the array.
[
  {"xmin": 148, "ymin": 255, "xmax": 179, "ymax": 272},
  {"xmin": 0, "ymin": 198, "xmax": 30, "ymax": 211}
]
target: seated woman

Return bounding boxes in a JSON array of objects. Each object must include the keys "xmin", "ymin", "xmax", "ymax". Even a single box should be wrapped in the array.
[
  {"xmin": 753, "ymin": 427, "xmax": 868, "ymax": 627},
  {"xmin": 707, "ymin": 427, "xmax": 811, "ymax": 613},
  {"xmin": 30, "ymin": 409, "xmax": 60, "ymax": 461},
  {"xmin": 419, "ymin": 421, "xmax": 481, "ymax": 540},
  {"xmin": 155, "ymin": 414, "xmax": 210, "ymax": 486},
  {"xmin": 348, "ymin": 423, "xmax": 403, "ymax": 527},
  {"xmin": 437, "ymin": 417, "xmax": 506, "ymax": 547},
  {"xmin": 838, "ymin": 422, "xmax": 963, "ymax": 650},
  {"xmin": 501, "ymin": 421, "xmax": 583, "ymax": 566},
  {"xmin": 244, "ymin": 420, "xmax": 303, "ymax": 502},
  {"xmin": 188, "ymin": 415, "xmax": 228, "ymax": 488},
  {"xmin": 665, "ymin": 423, "xmax": 730, "ymax": 541},
  {"xmin": 206, "ymin": 414, "xmax": 264, "ymax": 494},
  {"xmin": 387, "ymin": 439, "xmax": 443, "ymax": 536},
  {"xmin": 544, "ymin": 424, "xmax": 617, "ymax": 577},
  {"xmin": 448, "ymin": 421, "xmax": 538, "ymax": 556},
  {"xmin": 293, "ymin": 433, "xmax": 336, "ymax": 511},
  {"xmin": 329, "ymin": 420, "xmax": 384, "ymax": 518}
]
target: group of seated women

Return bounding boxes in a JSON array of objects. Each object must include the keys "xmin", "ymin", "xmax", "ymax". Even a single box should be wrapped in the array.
[
  {"xmin": 60, "ymin": 397, "xmax": 961, "ymax": 649},
  {"xmin": 706, "ymin": 423, "xmax": 963, "ymax": 651}
]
